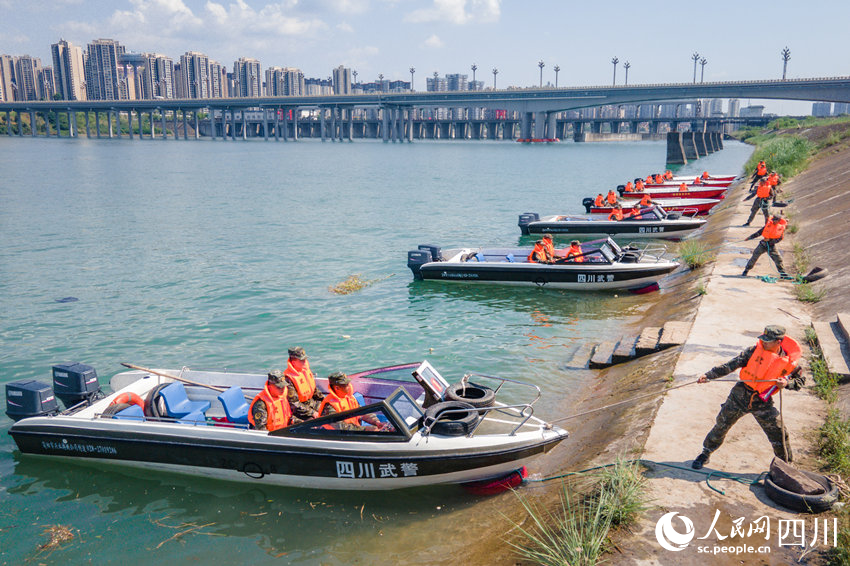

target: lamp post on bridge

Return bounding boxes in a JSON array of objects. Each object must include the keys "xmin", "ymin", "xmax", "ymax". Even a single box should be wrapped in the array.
[
  {"xmin": 538, "ymin": 60, "xmax": 544, "ymax": 87},
  {"xmin": 611, "ymin": 57, "xmax": 618, "ymax": 86},
  {"xmin": 781, "ymin": 47, "xmax": 791, "ymax": 80},
  {"xmin": 554, "ymin": 65, "xmax": 560, "ymax": 87},
  {"xmin": 700, "ymin": 58, "xmax": 707, "ymax": 83},
  {"xmin": 623, "ymin": 61, "xmax": 630, "ymax": 85},
  {"xmin": 409, "ymin": 67, "xmax": 415, "ymax": 91},
  {"xmin": 352, "ymin": 70, "xmax": 358, "ymax": 90},
  {"xmin": 378, "ymin": 73, "xmax": 384, "ymax": 92},
  {"xmin": 691, "ymin": 52, "xmax": 700, "ymax": 83},
  {"xmin": 492, "ymin": 68, "xmax": 498, "ymax": 90},
  {"xmin": 471, "ymin": 64, "xmax": 477, "ymax": 85}
]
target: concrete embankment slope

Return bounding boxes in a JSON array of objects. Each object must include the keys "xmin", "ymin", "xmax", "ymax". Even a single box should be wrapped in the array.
[{"xmin": 612, "ymin": 144, "xmax": 850, "ymax": 564}]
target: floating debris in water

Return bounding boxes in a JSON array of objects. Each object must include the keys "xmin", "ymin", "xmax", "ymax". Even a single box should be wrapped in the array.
[
  {"xmin": 36, "ymin": 524, "xmax": 75, "ymax": 556},
  {"xmin": 55, "ymin": 297, "xmax": 79, "ymax": 303},
  {"xmin": 329, "ymin": 274, "xmax": 393, "ymax": 295}
]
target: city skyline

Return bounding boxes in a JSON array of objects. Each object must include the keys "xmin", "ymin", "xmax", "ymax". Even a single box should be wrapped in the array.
[{"xmin": 2, "ymin": 0, "xmax": 850, "ymax": 113}]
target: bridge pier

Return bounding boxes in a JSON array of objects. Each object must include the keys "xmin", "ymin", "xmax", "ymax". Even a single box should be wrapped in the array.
[
  {"xmin": 705, "ymin": 131, "xmax": 716, "ymax": 153},
  {"xmin": 666, "ymin": 131, "xmax": 687, "ymax": 164},
  {"xmin": 715, "ymin": 132, "xmax": 723, "ymax": 149},
  {"xmin": 682, "ymin": 131, "xmax": 699, "ymax": 160},
  {"xmin": 694, "ymin": 130, "xmax": 707, "ymax": 155}
]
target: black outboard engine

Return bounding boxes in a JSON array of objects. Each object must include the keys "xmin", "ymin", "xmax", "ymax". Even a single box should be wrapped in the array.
[
  {"xmin": 616, "ymin": 185, "xmax": 625, "ymax": 195},
  {"xmin": 417, "ymin": 244, "xmax": 442, "ymax": 262},
  {"xmin": 407, "ymin": 250, "xmax": 432, "ymax": 280},
  {"xmin": 52, "ymin": 362, "xmax": 101, "ymax": 408},
  {"xmin": 517, "ymin": 213, "xmax": 540, "ymax": 235},
  {"xmin": 582, "ymin": 197, "xmax": 594, "ymax": 213},
  {"xmin": 5, "ymin": 380, "xmax": 59, "ymax": 421}
]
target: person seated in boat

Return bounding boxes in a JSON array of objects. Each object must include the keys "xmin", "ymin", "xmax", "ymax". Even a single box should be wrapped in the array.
[
  {"xmin": 248, "ymin": 370, "xmax": 300, "ymax": 432},
  {"xmin": 635, "ymin": 179, "xmax": 645, "ymax": 192},
  {"xmin": 541, "ymin": 233, "xmax": 556, "ymax": 261},
  {"xmin": 564, "ymin": 240, "xmax": 585, "ymax": 262},
  {"xmin": 645, "ymin": 175, "xmax": 654, "ymax": 185},
  {"xmin": 702, "ymin": 171, "xmax": 710, "ymax": 180},
  {"xmin": 528, "ymin": 240, "xmax": 554, "ymax": 264},
  {"xmin": 654, "ymin": 174, "xmax": 664, "ymax": 184},
  {"xmin": 693, "ymin": 176, "xmax": 702, "ymax": 185},
  {"xmin": 594, "ymin": 193, "xmax": 604, "ymax": 207},
  {"xmin": 608, "ymin": 204, "xmax": 624, "ymax": 221},
  {"xmin": 679, "ymin": 182, "xmax": 689, "ymax": 191},
  {"xmin": 638, "ymin": 194, "xmax": 653, "ymax": 207},
  {"xmin": 606, "ymin": 190, "xmax": 618, "ymax": 206},
  {"xmin": 664, "ymin": 170, "xmax": 674, "ymax": 180},
  {"xmin": 318, "ymin": 372, "xmax": 390, "ymax": 431},
  {"xmin": 623, "ymin": 181, "xmax": 634, "ymax": 192},
  {"xmin": 284, "ymin": 346, "xmax": 325, "ymax": 421}
]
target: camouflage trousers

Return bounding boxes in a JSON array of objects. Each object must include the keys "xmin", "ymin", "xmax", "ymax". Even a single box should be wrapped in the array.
[
  {"xmin": 702, "ymin": 382, "xmax": 792, "ymax": 461},
  {"xmin": 744, "ymin": 240, "xmax": 786, "ymax": 276},
  {"xmin": 745, "ymin": 197, "xmax": 770, "ymax": 224}
]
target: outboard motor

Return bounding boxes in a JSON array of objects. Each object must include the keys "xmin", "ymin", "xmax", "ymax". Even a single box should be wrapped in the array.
[
  {"xmin": 417, "ymin": 244, "xmax": 442, "ymax": 262},
  {"xmin": 517, "ymin": 213, "xmax": 540, "ymax": 235},
  {"xmin": 582, "ymin": 197, "xmax": 594, "ymax": 213},
  {"xmin": 616, "ymin": 185, "xmax": 625, "ymax": 196},
  {"xmin": 5, "ymin": 380, "xmax": 59, "ymax": 421},
  {"xmin": 407, "ymin": 250, "xmax": 432, "ymax": 280},
  {"xmin": 52, "ymin": 362, "xmax": 101, "ymax": 408}
]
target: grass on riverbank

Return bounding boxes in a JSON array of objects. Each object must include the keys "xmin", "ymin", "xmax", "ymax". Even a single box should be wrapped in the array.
[
  {"xmin": 676, "ymin": 240, "xmax": 715, "ymax": 269},
  {"xmin": 507, "ymin": 459, "xmax": 647, "ymax": 566},
  {"xmin": 742, "ymin": 135, "xmax": 814, "ymax": 180}
]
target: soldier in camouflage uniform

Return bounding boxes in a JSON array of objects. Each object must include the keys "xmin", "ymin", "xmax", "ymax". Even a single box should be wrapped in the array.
[
  {"xmin": 250, "ymin": 370, "xmax": 304, "ymax": 431},
  {"xmin": 691, "ymin": 325, "xmax": 804, "ymax": 470}
]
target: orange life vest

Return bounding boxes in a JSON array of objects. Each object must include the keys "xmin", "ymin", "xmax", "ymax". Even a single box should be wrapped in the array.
[
  {"xmin": 756, "ymin": 162, "xmax": 767, "ymax": 176},
  {"xmin": 768, "ymin": 173, "xmax": 779, "ymax": 186},
  {"xmin": 679, "ymin": 182, "xmax": 688, "ymax": 191},
  {"xmin": 756, "ymin": 182, "xmax": 771, "ymax": 199},
  {"xmin": 566, "ymin": 244, "xmax": 584, "ymax": 262},
  {"xmin": 594, "ymin": 195, "xmax": 604, "ymax": 207},
  {"xmin": 702, "ymin": 171, "xmax": 710, "ymax": 179},
  {"xmin": 693, "ymin": 176, "xmax": 702, "ymax": 185},
  {"xmin": 624, "ymin": 181, "xmax": 634, "ymax": 192},
  {"xmin": 639, "ymin": 195, "xmax": 652, "ymax": 206},
  {"xmin": 608, "ymin": 209, "xmax": 623, "ymax": 221},
  {"xmin": 606, "ymin": 191, "xmax": 618, "ymax": 205},
  {"xmin": 739, "ymin": 337, "xmax": 801, "ymax": 395},
  {"xmin": 285, "ymin": 359, "xmax": 317, "ymax": 403},
  {"xmin": 654, "ymin": 174, "xmax": 664, "ymax": 184},
  {"xmin": 542, "ymin": 239, "xmax": 555, "ymax": 259},
  {"xmin": 318, "ymin": 391, "xmax": 361, "ymax": 426},
  {"xmin": 635, "ymin": 180, "xmax": 644, "ymax": 191},
  {"xmin": 665, "ymin": 170, "xmax": 673, "ymax": 180},
  {"xmin": 761, "ymin": 217, "xmax": 787, "ymax": 240},
  {"xmin": 646, "ymin": 175, "xmax": 653, "ymax": 184},
  {"xmin": 527, "ymin": 242, "xmax": 548, "ymax": 263},
  {"xmin": 248, "ymin": 384, "xmax": 292, "ymax": 431}
]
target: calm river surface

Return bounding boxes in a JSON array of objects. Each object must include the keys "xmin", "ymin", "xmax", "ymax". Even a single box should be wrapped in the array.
[{"xmin": 0, "ymin": 136, "xmax": 752, "ymax": 564}]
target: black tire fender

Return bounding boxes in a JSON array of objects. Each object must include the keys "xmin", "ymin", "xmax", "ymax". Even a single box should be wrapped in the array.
[
  {"xmin": 101, "ymin": 402, "xmax": 132, "ymax": 417},
  {"xmin": 764, "ymin": 470, "xmax": 838, "ymax": 513},
  {"xmin": 444, "ymin": 382, "xmax": 496, "ymax": 408},
  {"xmin": 144, "ymin": 383, "xmax": 170, "ymax": 418},
  {"xmin": 421, "ymin": 401, "xmax": 479, "ymax": 436}
]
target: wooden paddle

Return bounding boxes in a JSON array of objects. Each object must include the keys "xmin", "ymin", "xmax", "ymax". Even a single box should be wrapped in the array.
[{"xmin": 120, "ymin": 363, "xmax": 227, "ymax": 393}]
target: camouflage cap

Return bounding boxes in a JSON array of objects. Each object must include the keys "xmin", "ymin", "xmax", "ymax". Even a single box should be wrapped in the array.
[
  {"xmin": 288, "ymin": 346, "xmax": 307, "ymax": 360},
  {"xmin": 759, "ymin": 325, "xmax": 786, "ymax": 342},
  {"xmin": 542, "ymin": 233, "xmax": 553, "ymax": 240},
  {"xmin": 328, "ymin": 371, "xmax": 350, "ymax": 386},
  {"xmin": 267, "ymin": 369, "xmax": 286, "ymax": 386}
]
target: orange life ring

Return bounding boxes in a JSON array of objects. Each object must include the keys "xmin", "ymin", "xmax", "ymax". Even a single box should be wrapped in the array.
[{"xmin": 111, "ymin": 392, "xmax": 144, "ymax": 409}]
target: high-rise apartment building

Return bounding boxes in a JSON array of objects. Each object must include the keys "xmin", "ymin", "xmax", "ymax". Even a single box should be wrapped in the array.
[
  {"xmin": 178, "ymin": 52, "xmax": 211, "ymax": 99},
  {"xmin": 38, "ymin": 66, "xmax": 56, "ymax": 100},
  {"xmin": 0, "ymin": 55, "xmax": 14, "ymax": 101},
  {"xmin": 426, "ymin": 75, "xmax": 447, "ymax": 92},
  {"xmin": 51, "ymin": 39, "xmax": 87, "ymax": 101},
  {"xmin": 85, "ymin": 39, "xmax": 125, "ymax": 100},
  {"xmin": 209, "ymin": 61, "xmax": 226, "ymax": 98},
  {"xmin": 14, "ymin": 55, "xmax": 42, "ymax": 101},
  {"xmin": 332, "ymin": 65, "xmax": 351, "ymax": 95},
  {"xmin": 140, "ymin": 53, "xmax": 174, "ymax": 99},
  {"xmin": 446, "ymin": 74, "xmax": 468, "ymax": 91},
  {"xmin": 233, "ymin": 57, "xmax": 261, "ymax": 97},
  {"xmin": 305, "ymin": 78, "xmax": 333, "ymax": 95},
  {"xmin": 728, "ymin": 99, "xmax": 740, "ymax": 118},
  {"xmin": 279, "ymin": 68, "xmax": 305, "ymax": 96}
]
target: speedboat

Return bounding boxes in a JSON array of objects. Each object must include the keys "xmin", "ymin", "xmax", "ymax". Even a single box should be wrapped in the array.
[
  {"xmin": 6, "ymin": 361, "xmax": 567, "ymax": 490},
  {"xmin": 618, "ymin": 186, "xmax": 728, "ymax": 200},
  {"xmin": 671, "ymin": 173, "xmax": 737, "ymax": 182},
  {"xmin": 642, "ymin": 180, "xmax": 732, "ymax": 188},
  {"xmin": 407, "ymin": 238, "xmax": 679, "ymax": 291},
  {"xmin": 583, "ymin": 197, "xmax": 720, "ymax": 216},
  {"xmin": 518, "ymin": 206, "xmax": 706, "ymax": 241}
]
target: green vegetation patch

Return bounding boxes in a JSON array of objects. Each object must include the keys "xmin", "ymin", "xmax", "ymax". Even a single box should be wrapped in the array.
[
  {"xmin": 743, "ymin": 135, "xmax": 814, "ymax": 179},
  {"xmin": 676, "ymin": 240, "xmax": 715, "ymax": 269}
]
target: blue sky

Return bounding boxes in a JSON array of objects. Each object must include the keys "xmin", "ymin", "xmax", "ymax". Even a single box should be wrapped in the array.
[{"xmin": 2, "ymin": 0, "xmax": 848, "ymax": 114}]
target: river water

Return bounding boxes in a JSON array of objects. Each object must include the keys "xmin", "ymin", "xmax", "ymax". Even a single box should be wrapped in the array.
[{"xmin": 0, "ymin": 136, "xmax": 752, "ymax": 564}]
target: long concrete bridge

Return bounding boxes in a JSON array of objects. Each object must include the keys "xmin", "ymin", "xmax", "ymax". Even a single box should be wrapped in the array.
[{"xmin": 1, "ymin": 76, "xmax": 847, "ymax": 142}]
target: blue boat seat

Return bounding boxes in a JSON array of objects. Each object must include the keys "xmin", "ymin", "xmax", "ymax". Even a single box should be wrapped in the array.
[
  {"xmin": 113, "ymin": 404, "xmax": 145, "ymax": 421},
  {"xmin": 159, "ymin": 382, "xmax": 211, "ymax": 419},
  {"xmin": 505, "ymin": 254, "xmax": 515, "ymax": 263},
  {"xmin": 217, "ymin": 386, "xmax": 250, "ymax": 425},
  {"xmin": 353, "ymin": 392, "xmax": 387, "ymax": 423},
  {"xmin": 476, "ymin": 252, "xmax": 485, "ymax": 262},
  {"xmin": 178, "ymin": 410, "xmax": 207, "ymax": 425}
]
